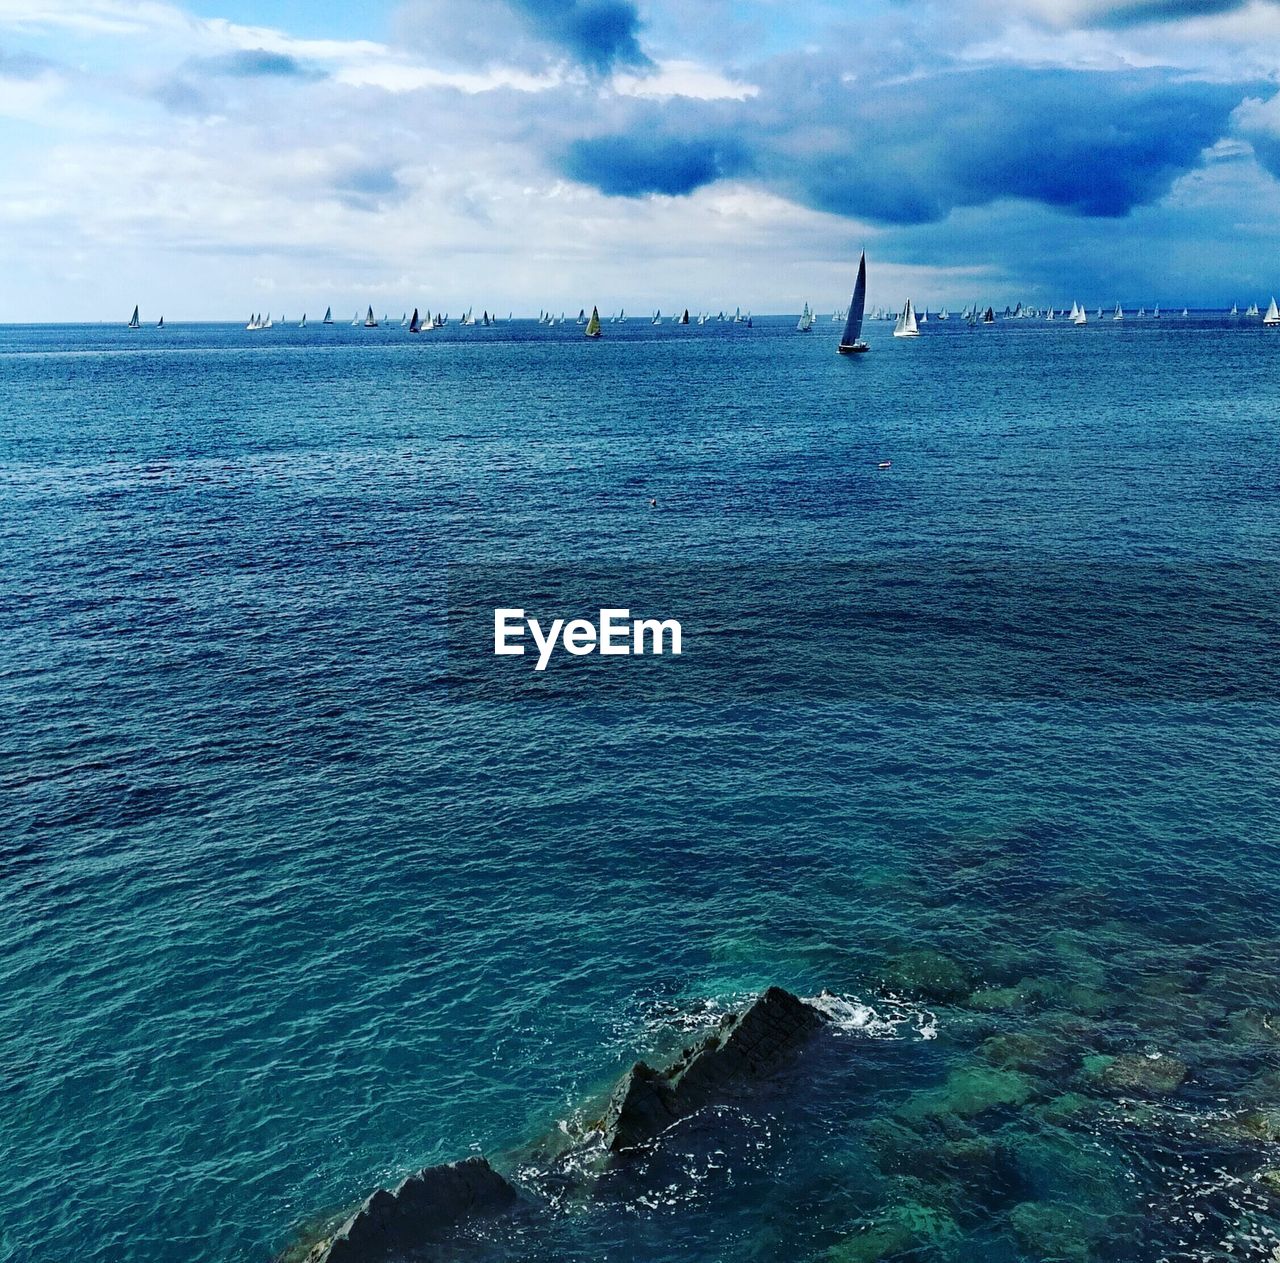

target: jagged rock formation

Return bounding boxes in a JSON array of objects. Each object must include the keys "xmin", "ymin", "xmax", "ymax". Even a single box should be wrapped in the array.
[
  {"xmin": 599, "ymin": 986, "xmax": 829, "ymax": 1152},
  {"xmin": 304, "ymin": 1157, "xmax": 519, "ymax": 1263},
  {"xmin": 285, "ymin": 989, "xmax": 828, "ymax": 1261}
]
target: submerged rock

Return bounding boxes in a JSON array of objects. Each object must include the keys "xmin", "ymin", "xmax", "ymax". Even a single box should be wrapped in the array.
[
  {"xmin": 882, "ymin": 950, "xmax": 972, "ymax": 1004},
  {"xmin": 826, "ymin": 1200, "xmax": 959, "ymax": 1263},
  {"xmin": 898, "ymin": 1066, "xmax": 1035, "ymax": 1122},
  {"xmin": 303, "ymin": 1158, "xmax": 519, "ymax": 1263},
  {"xmin": 599, "ymin": 986, "xmax": 828, "ymax": 1152},
  {"xmin": 1093, "ymin": 1052, "xmax": 1188, "ymax": 1095},
  {"xmin": 1008, "ymin": 1200, "xmax": 1097, "ymax": 1263}
]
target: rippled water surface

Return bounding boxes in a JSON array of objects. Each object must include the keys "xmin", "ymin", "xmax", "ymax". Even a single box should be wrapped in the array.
[{"xmin": 3, "ymin": 315, "xmax": 1280, "ymax": 1263}]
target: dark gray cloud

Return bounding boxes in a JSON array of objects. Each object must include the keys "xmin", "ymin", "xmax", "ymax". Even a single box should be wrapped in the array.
[
  {"xmin": 560, "ymin": 60, "xmax": 1248, "ymax": 224},
  {"xmin": 195, "ymin": 49, "xmax": 325, "ymax": 80},
  {"xmin": 395, "ymin": 0, "xmax": 648, "ymax": 76},
  {"xmin": 1084, "ymin": 0, "xmax": 1272, "ymax": 26}
]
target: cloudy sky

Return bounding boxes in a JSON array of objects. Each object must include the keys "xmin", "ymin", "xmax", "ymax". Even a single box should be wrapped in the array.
[{"xmin": 2, "ymin": 0, "xmax": 1279, "ymax": 319}]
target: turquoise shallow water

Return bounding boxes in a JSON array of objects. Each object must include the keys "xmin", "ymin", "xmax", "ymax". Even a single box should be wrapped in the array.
[{"xmin": 2, "ymin": 315, "xmax": 1280, "ymax": 1263}]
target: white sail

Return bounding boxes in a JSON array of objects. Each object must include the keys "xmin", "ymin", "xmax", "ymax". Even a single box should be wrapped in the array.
[
  {"xmin": 323, "ymin": 307, "xmax": 333, "ymax": 324},
  {"xmin": 364, "ymin": 307, "xmax": 378, "ymax": 327},
  {"xmin": 796, "ymin": 301, "xmax": 813, "ymax": 332},
  {"xmin": 1072, "ymin": 301, "xmax": 1087, "ymax": 326},
  {"xmin": 128, "ymin": 305, "xmax": 140, "ymax": 329},
  {"xmin": 1264, "ymin": 297, "xmax": 1280, "ymax": 326},
  {"xmin": 1114, "ymin": 304, "xmax": 1124, "ymax": 321},
  {"xmin": 893, "ymin": 298, "xmax": 920, "ymax": 338}
]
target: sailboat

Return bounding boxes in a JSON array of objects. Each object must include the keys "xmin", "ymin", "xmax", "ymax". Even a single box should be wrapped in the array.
[
  {"xmin": 837, "ymin": 251, "xmax": 870, "ymax": 355},
  {"xmin": 322, "ymin": 307, "xmax": 333, "ymax": 325},
  {"xmin": 982, "ymin": 306, "xmax": 995, "ymax": 324},
  {"xmin": 1046, "ymin": 306, "xmax": 1055, "ymax": 322},
  {"xmin": 652, "ymin": 310, "xmax": 661, "ymax": 324},
  {"xmin": 299, "ymin": 314, "xmax": 307, "ymax": 328},
  {"xmin": 938, "ymin": 308, "xmax": 950, "ymax": 321},
  {"xmin": 352, "ymin": 312, "xmax": 361, "ymax": 326},
  {"xmin": 157, "ymin": 316, "xmax": 164, "ymax": 329},
  {"xmin": 1246, "ymin": 303, "xmax": 1258, "ymax": 318},
  {"xmin": 736, "ymin": 307, "xmax": 746, "ymax": 323},
  {"xmin": 1182, "ymin": 308, "xmax": 1189, "ymax": 317},
  {"xmin": 893, "ymin": 298, "xmax": 920, "ymax": 338},
  {"xmin": 1072, "ymin": 302, "xmax": 1087, "ymax": 326},
  {"xmin": 128, "ymin": 305, "xmax": 141, "ymax": 329},
  {"xmin": 1153, "ymin": 304, "xmax": 1160, "ymax": 319},
  {"xmin": 1137, "ymin": 306, "xmax": 1146, "ymax": 318},
  {"xmin": 678, "ymin": 309, "xmax": 690, "ymax": 325},
  {"xmin": 1113, "ymin": 304, "xmax": 1124, "ymax": 321},
  {"xmin": 262, "ymin": 313, "xmax": 273, "ymax": 329},
  {"xmin": 919, "ymin": 308, "xmax": 929, "ymax": 324},
  {"xmin": 584, "ymin": 306, "xmax": 602, "ymax": 338},
  {"xmin": 796, "ymin": 301, "xmax": 814, "ymax": 332},
  {"xmin": 246, "ymin": 313, "xmax": 258, "ymax": 331},
  {"xmin": 1264, "ymin": 298, "xmax": 1280, "ymax": 327},
  {"xmin": 1230, "ymin": 304, "xmax": 1239, "ymax": 316},
  {"xmin": 364, "ymin": 307, "xmax": 378, "ymax": 328}
]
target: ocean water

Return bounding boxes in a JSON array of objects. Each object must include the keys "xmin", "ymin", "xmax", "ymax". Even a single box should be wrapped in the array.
[{"xmin": 2, "ymin": 314, "xmax": 1280, "ymax": 1263}]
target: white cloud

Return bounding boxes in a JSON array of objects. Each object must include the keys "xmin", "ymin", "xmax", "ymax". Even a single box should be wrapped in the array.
[{"xmin": 613, "ymin": 60, "xmax": 758, "ymax": 100}]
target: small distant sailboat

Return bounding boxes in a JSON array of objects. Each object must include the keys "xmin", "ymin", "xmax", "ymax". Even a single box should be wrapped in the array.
[
  {"xmin": 1264, "ymin": 298, "xmax": 1280, "ymax": 327},
  {"xmin": 156, "ymin": 315, "xmax": 164, "ymax": 329},
  {"xmin": 128, "ymin": 305, "xmax": 141, "ymax": 329},
  {"xmin": 796, "ymin": 301, "xmax": 814, "ymax": 332},
  {"xmin": 1071, "ymin": 301, "xmax": 1087, "ymax": 326},
  {"xmin": 364, "ymin": 307, "xmax": 378, "ymax": 328},
  {"xmin": 893, "ymin": 298, "xmax": 920, "ymax": 338},
  {"xmin": 299, "ymin": 314, "xmax": 307, "ymax": 328},
  {"xmin": 1137, "ymin": 306, "xmax": 1147, "ymax": 318},
  {"xmin": 652, "ymin": 310, "xmax": 661, "ymax": 324},
  {"xmin": 837, "ymin": 251, "xmax": 870, "ymax": 355},
  {"xmin": 1246, "ymin": 303, "xmax": 1258, "ymax": 318},
  {"xmin": 736, "ymin": 307, "xmax": 746, "ymax": 323},
  {"xmin": 1114, "ymin": 304, "xmax": 1124, "ymax": 321},
  {"xmin": 584, "ymin": 306, "xmax": 602, "ymax": 338},
  {"xmin": 982, "ymin": 306, "xmax": 995, "ymax": 325},
  {"xmin": 1182, "ymin": 308, "xmax": 1189, "ymax": 317},
  {"xmin": 1153, "ymin": 304, "xmax": 1160, "ymax": 319},
  {"xmin": 262, "ymin": 313, "xmax": 273, "ymax": 329},
  {"xmin": 678, "ymin": 309, "xmax": 690, "ymax": 325},
  {"xmin": 938, "ymin": 308, "xmax": 950, "ymax": 321},
  {"xmin": 351, "ymin": 312, "xmax": 361, "ymax": 326},
  {"xmin": 919, "ymin": 308, "xmax": 929, "ymax": 324},
  {"xmin": 1046, "ymin": 306, "xmax": 1055, "ymax": 322},
  {"xmin": 576, "ymin": 309, "xmax": 586, "ymax": 325},
  {"xmin": 322, "ymin": 307, "xmax": 333, "ymax": 325},
  {"xmin": 1230, "ymin": 304, "xmax": 1239, "ymax": 316},
  {"xmin": 409, "ymin": 308, "xmax": 421, "ymax": 334}
]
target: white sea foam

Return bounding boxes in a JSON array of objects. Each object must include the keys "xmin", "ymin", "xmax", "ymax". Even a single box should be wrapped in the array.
[{"xmin": 807, "ymin": 990, "xmax": 939, "ymax": 1040}]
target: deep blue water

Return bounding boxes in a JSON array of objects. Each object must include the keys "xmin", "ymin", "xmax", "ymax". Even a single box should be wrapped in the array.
[{"xmin": 3, "ymin": 314, "xmax": 1280, "ymax": 1263}]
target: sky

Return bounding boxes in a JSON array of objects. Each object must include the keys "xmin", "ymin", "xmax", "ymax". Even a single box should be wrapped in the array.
[{"xmin": 1, "ymin": 0, "xmax": 1279, "ymax": 319}]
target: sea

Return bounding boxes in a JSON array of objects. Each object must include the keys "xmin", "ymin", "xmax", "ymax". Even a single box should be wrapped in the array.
[{"xmin": 2, "ymin": 312, "xmax": 1280, "ymax": 1263}]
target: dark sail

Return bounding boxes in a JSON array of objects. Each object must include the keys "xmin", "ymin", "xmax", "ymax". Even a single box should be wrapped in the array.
[{"xmin": 838, "ymin": 253, "xmax": 867, "ymax": 351}]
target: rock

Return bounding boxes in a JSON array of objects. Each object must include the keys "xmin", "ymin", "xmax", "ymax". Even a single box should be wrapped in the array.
[
  {"xmin": 898, "ymin": 1066, "xmax": 1035, "ymax": 1123},
  {"xmin": 1212, "ymin": 1109, "xmax": 1280, "ymax": 1143},
  {"xmin": 1224, "ymin": 1008, "xmax": 1280, "ymax": 1044},
  {"xmin": 1093, "ymin": 1052, "xmax": 1188, "ymax": 1095},
  {"xmin": 599, "ymin": 987, "xmax": 828, "ymax": 1153},
  {"xmin": 307, "ymin": 1157, "xmax": 519, "ymax": 1263},
  {"xmin": 1037, "ymin": 1092, "xmax": 1095, "ymax": 1127},
  {"xmin": 1008, "ymin": 1201, "xmax": 1096, "ymax": 1263},
  {"xmin": 882, "ymin": 950, "xmax": 972, "ymax": 1004},
  {"xmin": 967, "ymin": 978, "xmax": 1054, "ymax": 1013},
  {"xmin": 1258, "ymin": 1168, "xmax": 1280, "ymax": 1197},
  {"xmin": 826, "ymin": 1200, "xmax": 959, "ymax": 1263},
  {"xmin": 980, "ymin": 1030, "xmax": 1071, "ymax": 1076}
]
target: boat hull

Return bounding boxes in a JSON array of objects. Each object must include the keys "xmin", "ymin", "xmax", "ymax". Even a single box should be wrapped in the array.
[{"xmin": 837, "ymin": 342, "xmax": 870, "ymax": 355}]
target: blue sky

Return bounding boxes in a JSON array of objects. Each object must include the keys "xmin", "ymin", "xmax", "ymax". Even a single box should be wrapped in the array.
[{"xmin": 1, "ymin": 0, "xmax": 1278, "ymax": 318}]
